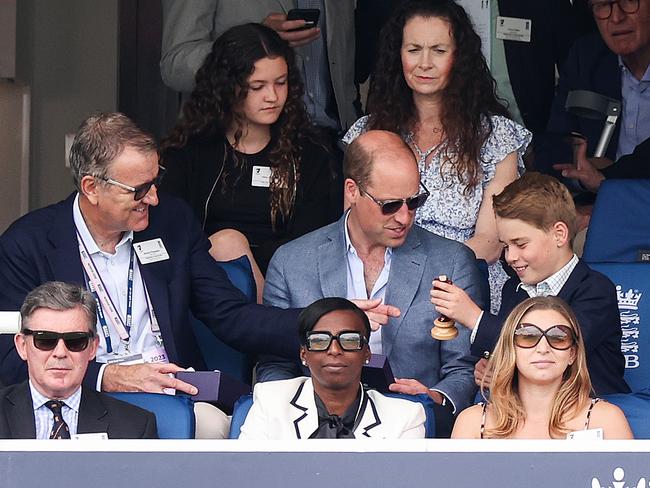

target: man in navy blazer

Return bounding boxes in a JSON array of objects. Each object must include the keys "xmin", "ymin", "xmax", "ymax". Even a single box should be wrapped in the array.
[
  {"xmin": 543, "ymin": 0, "xmax": 650, "ymax": 168},
  {"xmin": 0, "ymin": 113, "xmax": 307, "ymax": 393},
  {"xmin": 262, "ymin": 131, "xmax": 487, "ymax": 436},
  {"xmin": 543, "ymin": 33, "xmax": 621, "ymax": 163}
]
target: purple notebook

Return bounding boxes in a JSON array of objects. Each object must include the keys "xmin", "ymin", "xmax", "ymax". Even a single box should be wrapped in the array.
[{"xmin": 176, "ymin": 371, "xmax": 251, "ymax": 414}]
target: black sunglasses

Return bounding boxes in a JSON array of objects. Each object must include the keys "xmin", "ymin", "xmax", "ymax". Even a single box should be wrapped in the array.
[
  {"xmin": 514, "ymin": 323, "xmax": 576, "ymax": 351},
  {"xmin": 305, "ymin": 331, "xmax": 367, "ymax": 352},
  {"xmin": 99, "ymin": 165, "xmax": 166, "ymax": 201},
  {"xmin": 357, "ymin": 181, "xmax": 430, "ymax": 215},
  {"xmin": 22, "ymin": 329, "xmax": 94, "ymax": 352}
]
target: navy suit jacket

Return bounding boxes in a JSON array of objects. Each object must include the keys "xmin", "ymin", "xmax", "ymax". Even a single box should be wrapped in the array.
[
  {"xmin": 0, "ymin": 381, "xmax": 157, "ymax": 439},
  {"xmin": 471, "ymin": 259, "xmax": 629, "ymax": 395},
  {"xmin": 603, "ymin": 137, "xmax": 650, "ymax": 180},
  {"xmin": 263, "ymin": 216, "xmax": 488, "ymax": 413},
  {"xmin": 498, "ymin": 0, "xmax": 580, "ymax": 134},
  {"xmin": 0, "ymin": 193, "xmax": 300, "ymax": 387},
  {"xmin": 544, "ymin": 33, "xmax": 621, "ymax": 161}
]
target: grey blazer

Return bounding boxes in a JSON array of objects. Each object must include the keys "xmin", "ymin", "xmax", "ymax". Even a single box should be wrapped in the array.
[
  {"xmin": 263, "ymin": 216, "xmax": 487, "ymax": 413},
  {"xmin": 160, "ymin": 0, "xmax": 357, "ymax": 129}
]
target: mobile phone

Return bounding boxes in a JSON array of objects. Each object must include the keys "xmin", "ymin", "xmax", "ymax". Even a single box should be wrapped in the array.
[{"xmin": 287, "ymin": 8, "xmax": 320, "ymax": 30}]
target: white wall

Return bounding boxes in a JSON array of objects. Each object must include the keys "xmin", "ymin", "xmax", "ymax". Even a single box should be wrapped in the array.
[{"xmin": 16, "ymin": 0, "xmax": 118, "ymax": 209}]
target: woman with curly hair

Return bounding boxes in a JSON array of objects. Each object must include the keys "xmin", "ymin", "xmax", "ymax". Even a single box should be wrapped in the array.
[
  {"xmin": 343, "ymin": 0, "xmax": 531, "ymax": 312},
  {"xmin": 161, "ymin": 23, "xmax": 340, "ymax": 302},
  {"xmin": 451, "ymin": 296, "xmax": 632, "ymax": 439}
]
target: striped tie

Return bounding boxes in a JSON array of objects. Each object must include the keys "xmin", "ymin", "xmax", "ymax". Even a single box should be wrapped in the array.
[{"xmin": 45, "ymin": 400, "xmax": 71, "ymax": 439}]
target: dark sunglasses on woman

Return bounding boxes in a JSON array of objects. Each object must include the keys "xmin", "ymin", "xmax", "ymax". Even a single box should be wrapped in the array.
[{"xmin": 514, "ymin": 323, "xmax": 576, "ymax": 350}]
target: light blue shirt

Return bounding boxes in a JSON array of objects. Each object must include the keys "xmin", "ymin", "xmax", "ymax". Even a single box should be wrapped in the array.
[
  {"xmin": 30, "ymin": 381, "xmax": 81, "ymax": 439},
  {"xmin": 343, "ymin": 212, "xmax": 392, "ymax": 355},
  {"xmin": 617, "ymin": 58, "xmax": 650, "ymax": 159}
]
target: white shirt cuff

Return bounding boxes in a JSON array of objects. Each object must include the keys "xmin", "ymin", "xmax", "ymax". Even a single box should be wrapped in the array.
[
  {"xmin": 470, "ymin": 311, "xmax": 484, "ymax": 344},
  {"xmin": 96, "ymin": 363, "xmax": 108, "ymax": 391},
  {"xmin": 429, "ymin": 388, "xmax": 456, "ymax": 414}
]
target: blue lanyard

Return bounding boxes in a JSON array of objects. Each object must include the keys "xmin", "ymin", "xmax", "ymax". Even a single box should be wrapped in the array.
[
  {"xmin": 85, "ymin": 247, "xmax": 135, "ymax": 353},
  {"xmin": 90, "ymin": 284, "xmax": 113, "ymax": 353}
]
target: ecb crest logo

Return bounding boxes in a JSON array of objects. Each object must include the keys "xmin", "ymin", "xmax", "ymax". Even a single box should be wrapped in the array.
[{"xmin": 616, "ymin": 285, "xmax": 643, "ymax": 370}]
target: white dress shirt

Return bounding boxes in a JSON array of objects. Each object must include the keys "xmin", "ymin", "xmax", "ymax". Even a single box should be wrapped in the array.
[
  {"xmin": 73, "ymin": 194, "xmax": 168, "ymax": 388},
  {"xmin": 343, "ymin": 212, "xmax": 392, "ymax": 355}
]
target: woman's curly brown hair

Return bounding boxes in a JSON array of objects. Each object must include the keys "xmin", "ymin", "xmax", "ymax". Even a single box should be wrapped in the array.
[
  {"xmin": 367, "ymin": 0, "xmax": 509, "ymax": 194},
  {"xmin": 162, "ymin": 23, "xmax": 321, "ymax": 228}
]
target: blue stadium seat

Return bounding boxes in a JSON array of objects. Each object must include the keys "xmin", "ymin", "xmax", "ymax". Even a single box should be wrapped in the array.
[
  {"xmin": 228, "ymin": 391, "xmax": 436, "ymax": 438},
  {"xmin": 603, "ymin": 390, "xmax": 650, "ymax": 439},
  {"xmin": 107, "ymin": 392, "xmax": 195, "ymax": 439},
  {"xmin": 588, "ymin": 263, "xmax": 650, "ymax": 392},
  {"xmin": 583, "ymin": 180, "xmax": 650, "ymax": 263},
  {"xmin": 191, "ymin": 255, "xmax": 255, "ymax": 383},
  {"xmin": 229, "ymin": 393, "xmax": 253, "ymax": 438},
  {"xmin": 385, "ymin": 392, "xmax": 436, "ymax": 438}
]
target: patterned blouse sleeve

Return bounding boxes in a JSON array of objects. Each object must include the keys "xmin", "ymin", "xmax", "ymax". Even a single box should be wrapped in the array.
[
  {"xmin": 342, "ymin": 115, "xmax": 371, "ymax": 145},
  {"xmin": 480, "ymin": 115, "xmax": 532, "ymax": 184}
]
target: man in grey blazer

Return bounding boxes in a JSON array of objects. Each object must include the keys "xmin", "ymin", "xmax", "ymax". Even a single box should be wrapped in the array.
[
  {"xmin": 261, "ymin": 131, "xmax": 487, "ymax": 436},
  {"xmin": 160, "ymin": 0, "xmax": 357, "ymax": 131}
]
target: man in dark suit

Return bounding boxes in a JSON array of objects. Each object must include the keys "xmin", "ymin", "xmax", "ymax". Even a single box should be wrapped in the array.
[
  {"xmin": 542, "ymin": 0, "xmax": 650, "ymax": 167},
  {"xmin": 490, "ymin": 0, "xmax": 581, "ymax": 136},
  {"xmin": 0, "ymin": 281, "xmax": 157, "ymax": 439}
]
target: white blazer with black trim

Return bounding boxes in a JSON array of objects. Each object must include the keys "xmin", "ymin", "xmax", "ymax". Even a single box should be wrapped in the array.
[{"xmin": 239, "ymin": 377, "xmax": 426, "ymax": 440}]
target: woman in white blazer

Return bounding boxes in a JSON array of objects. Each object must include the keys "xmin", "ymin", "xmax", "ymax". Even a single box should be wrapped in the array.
[{"xmin": 239, "ymin": 298, "xmax": 426, "ymax": 439}]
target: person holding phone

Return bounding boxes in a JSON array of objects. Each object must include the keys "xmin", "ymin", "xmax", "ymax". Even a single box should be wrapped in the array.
[
  {"xmin": 451, "ymin": 296, "xmax": 633, "ymax": 439},
  {"xmin": 161, "ymin": 23, "xmax": 340, "ymax": 302},
  {"xmin": 160, "ymin": 0, "xmax": 358, "ymax": 132}
]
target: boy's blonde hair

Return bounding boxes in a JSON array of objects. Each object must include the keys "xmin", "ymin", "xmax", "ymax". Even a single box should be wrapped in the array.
[{"xmin": 492, "ymin": 173, "xmax": 578, "ymax": 244}]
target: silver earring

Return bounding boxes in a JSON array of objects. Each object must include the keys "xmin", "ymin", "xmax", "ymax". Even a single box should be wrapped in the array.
[
  {"xmin": 364, "ymin": 359, "xmax": 370, "ymax": 365},
  {"xmin": 301, "ymin": 360, "xmax": 307, "ymax": 366}
]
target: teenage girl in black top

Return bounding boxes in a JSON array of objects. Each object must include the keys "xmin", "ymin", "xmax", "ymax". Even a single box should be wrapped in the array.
[{"xmin": 161, "ymin": 23, "xmax": 340, "ymax": 302}]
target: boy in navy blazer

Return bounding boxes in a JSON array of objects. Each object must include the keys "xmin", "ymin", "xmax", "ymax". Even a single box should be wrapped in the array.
[{"xmin": 431, "ymin": 173, "xmax": 629, "ymax": 395}]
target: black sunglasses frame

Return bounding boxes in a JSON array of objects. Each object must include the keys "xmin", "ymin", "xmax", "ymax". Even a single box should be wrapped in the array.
[
  {"xmin": 589, "ymin": 0, "xmax": 640, "ymax": 19},
  {"xmin": 514, "ymin": 323, "xmax": 577, "ymax": 351},
  {"xmin": 304, "ymin": 330, "xmax": 368, "ymax": 352},
  {"xmin": 98, "ymin": 165, "xmax": 167, "ymax": 201},
  {"xmin": 22, "ymin": 329, "xmax": 95, "ymax": 352},
  {"xmin": 356, "ymin": 181, "xmax": 430, "ymax": 215}
]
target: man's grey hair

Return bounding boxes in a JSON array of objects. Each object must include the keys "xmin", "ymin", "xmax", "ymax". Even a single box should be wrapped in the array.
[
  {"xmin": 69, "ymin": 112, "xmax": 158, "ymax": 192},
  {"xmin": 20, "ymin": 282, "xmax": 97, "ymax": 335}
]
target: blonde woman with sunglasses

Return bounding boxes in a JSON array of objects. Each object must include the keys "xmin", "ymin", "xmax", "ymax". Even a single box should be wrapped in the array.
[{"xmin": 452, "ymin": 296, "xmax": 633, "ymax": 439}]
